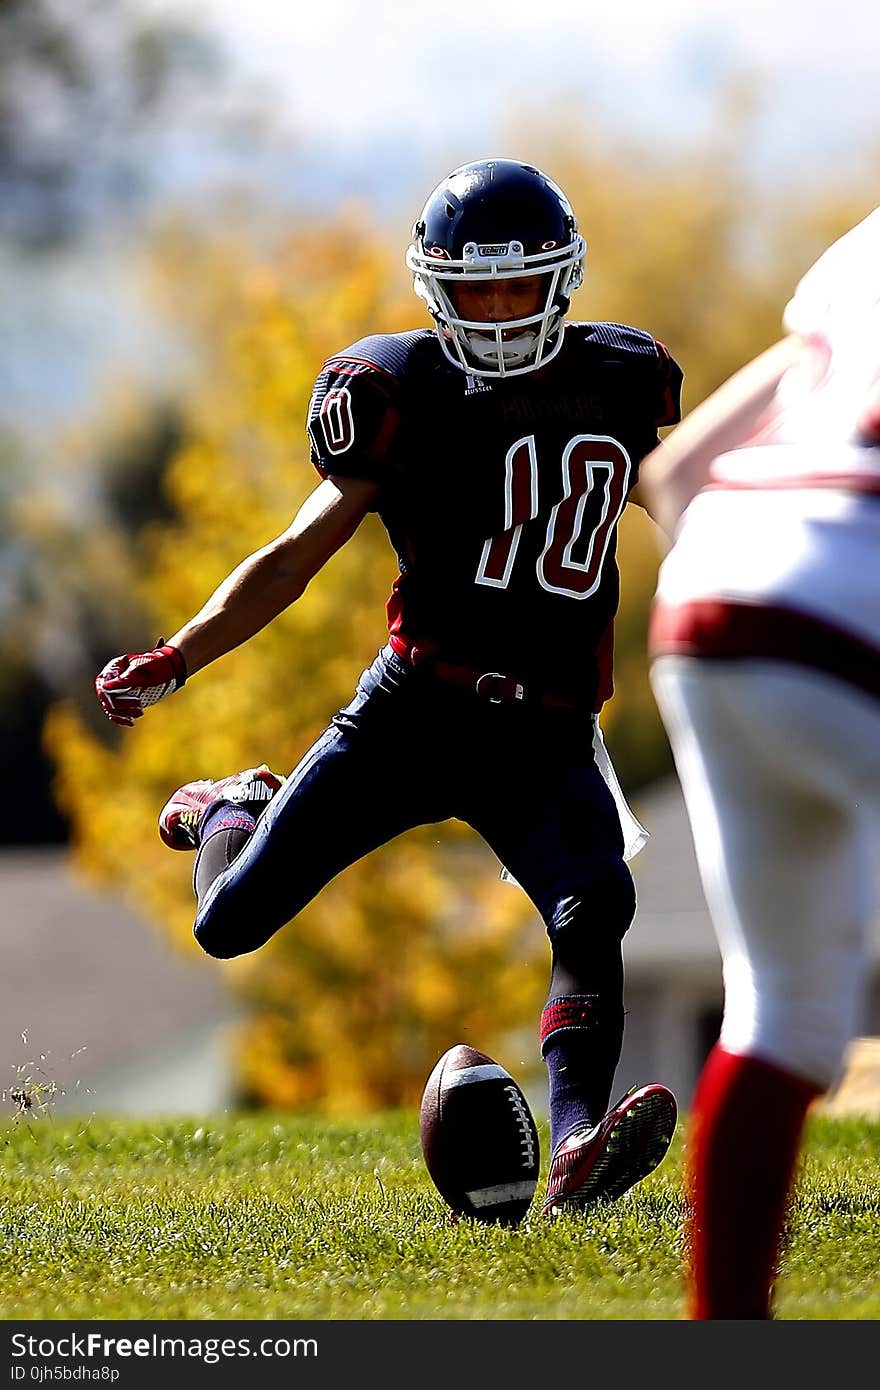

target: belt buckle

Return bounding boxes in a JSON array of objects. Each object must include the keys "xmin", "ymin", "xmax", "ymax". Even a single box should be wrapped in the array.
[{"xmin": 475, "ymin": 671, "xmax": 525, "ymax": 704}]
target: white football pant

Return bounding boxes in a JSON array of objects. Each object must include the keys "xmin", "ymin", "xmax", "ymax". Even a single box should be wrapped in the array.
[{"xmin": 651, "ymin": 658, "xmax": 880, "ymax": 1089}]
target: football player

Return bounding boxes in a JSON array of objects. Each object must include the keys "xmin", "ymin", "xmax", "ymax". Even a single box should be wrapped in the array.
[
  {"xmin": 640, "ymin": 206, "xmax": 880, "ymax": 1317},
  {"xmin": 96, "ymin": 159, "xmax": 681, "ymax": 1216}
]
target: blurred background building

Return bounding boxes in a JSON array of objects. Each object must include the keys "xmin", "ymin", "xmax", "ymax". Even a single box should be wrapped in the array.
[{"xmin": 2, "ymin": 0, "xmax": 878, "ymax": 1120}]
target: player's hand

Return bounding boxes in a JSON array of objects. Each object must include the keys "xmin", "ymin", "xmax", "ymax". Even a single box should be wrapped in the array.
[{"xmin": 95, "ymin": 642, "xmax": 187, "ymax": 726}]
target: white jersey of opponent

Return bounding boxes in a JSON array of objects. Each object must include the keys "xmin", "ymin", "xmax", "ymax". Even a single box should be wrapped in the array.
[
  {"xmin": 713, "ymin": 203, "xmax": 880, "ymax": 484},
  {"xmin": 654, "ymin": 486, "xmax": 880, "ymax": 653},
  {"xmin": 653, "ymin": 205, "xmax": 880, "ymax": 671}
]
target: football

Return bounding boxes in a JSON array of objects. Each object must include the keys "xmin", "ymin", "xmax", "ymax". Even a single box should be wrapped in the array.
[{"xmin": 419, "ymin": 1043, "xmax": 541, "ymax": 1225}]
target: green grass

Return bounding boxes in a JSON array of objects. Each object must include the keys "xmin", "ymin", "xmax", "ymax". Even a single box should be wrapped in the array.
[{"xmin": 1, "ymin": 1110, "xmax": 878, "ymax": 1319}]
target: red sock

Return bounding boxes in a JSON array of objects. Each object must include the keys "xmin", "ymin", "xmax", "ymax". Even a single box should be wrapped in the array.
[{"xmin": 686, "ymin": 1045, "xmax": 822, "ymax": 1319}]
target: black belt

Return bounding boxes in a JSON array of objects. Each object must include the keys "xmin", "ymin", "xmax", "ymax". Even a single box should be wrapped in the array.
[{"xmin": 428, "ymin": 660, "xmax": 581, "ymax": 711}]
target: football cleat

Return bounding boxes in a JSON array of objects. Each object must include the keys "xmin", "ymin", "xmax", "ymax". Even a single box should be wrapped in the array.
[
  {"xmin": 542, "ymin": 1082, "xmax": 677, "ymax": 1217},
  {"xmin": 158, "ymin": 764, "xmax": 284, "ymax": 851}
]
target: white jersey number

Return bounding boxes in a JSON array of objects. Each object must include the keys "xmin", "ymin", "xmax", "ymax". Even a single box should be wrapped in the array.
[{"xmin": 475, "ymin": 433, "xmax": 632, "ymax": 599}]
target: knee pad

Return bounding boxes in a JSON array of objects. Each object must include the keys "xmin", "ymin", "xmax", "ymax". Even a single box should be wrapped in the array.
[
  {"xmin": 547, "ymin": 857, "xmax": 636, "ymax": 972},
  {"xmin": 193, "ymin": 866, "xmax": 303, "ymax": 961}
]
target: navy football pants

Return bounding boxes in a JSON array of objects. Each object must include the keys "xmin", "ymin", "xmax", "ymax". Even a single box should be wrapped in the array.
[{"xmin": 193, "ymin": 646, "xmax": 636, "ymax": 971}]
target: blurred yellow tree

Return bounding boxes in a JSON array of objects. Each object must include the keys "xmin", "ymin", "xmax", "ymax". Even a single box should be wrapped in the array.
[{"xmin": 44, "ymin": 123, "xmax": 876, "ymax": 1110}]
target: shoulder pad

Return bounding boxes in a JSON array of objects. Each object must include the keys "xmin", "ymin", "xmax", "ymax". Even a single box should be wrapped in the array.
[
  {"xmin": 569, "ymin": 321, "xmax": 683, "ymax": 427},
  {"xmin": 571, "ymin": 321, "xmax": 662, "ymax": 357},
  {"xmin": 324, "ymin": 330, "xmax": 434, "ymax": 382},
  {"xmin": 308, "ymin": 340, "xmax": 422, "ymax": 485}
]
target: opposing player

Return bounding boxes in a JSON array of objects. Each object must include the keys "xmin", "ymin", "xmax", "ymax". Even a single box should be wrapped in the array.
[
  {"xmin": 640, "ymin": 206, "xmax": 880, "ymax": 1317},
  {"xmin": 95, "ymin": 159, "xmax": 681, "ymax": 1215}
]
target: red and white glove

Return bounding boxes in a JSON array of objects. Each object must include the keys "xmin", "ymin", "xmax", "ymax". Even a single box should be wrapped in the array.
[{"xmin": 95, "ymin": 641, "xmax": 187, "ymax": 726}]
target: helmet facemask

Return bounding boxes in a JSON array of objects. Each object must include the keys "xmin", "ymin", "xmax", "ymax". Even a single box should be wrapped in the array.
[{"xmin": 407, "ymin": 236, "xmax": 585, "ymax": 379}]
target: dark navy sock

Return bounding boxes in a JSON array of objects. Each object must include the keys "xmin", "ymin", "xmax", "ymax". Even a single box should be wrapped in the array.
[
  {"xmin": 541, "ymin": 995, "xmax": 625, "ymax": 1152},
  {"xmin": 200, "ymin": 803, "xmax": 256, "ymax": 842}
]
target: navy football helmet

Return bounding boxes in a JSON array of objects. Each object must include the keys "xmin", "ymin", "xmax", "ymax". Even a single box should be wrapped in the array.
[{"xmin": 407, "ymin": 158, "xmax": 586, "ymax": 378}]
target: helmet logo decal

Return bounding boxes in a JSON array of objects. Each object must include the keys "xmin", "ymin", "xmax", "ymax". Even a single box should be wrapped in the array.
[{"xmin": 541, "ymin": 240, "xmax": 558, "ymax": 250}]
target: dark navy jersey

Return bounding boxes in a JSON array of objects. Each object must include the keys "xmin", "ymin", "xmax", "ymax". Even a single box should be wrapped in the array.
[{"xmin": 307, "ymin": 323, "xmax": 683, "ymax": 710}]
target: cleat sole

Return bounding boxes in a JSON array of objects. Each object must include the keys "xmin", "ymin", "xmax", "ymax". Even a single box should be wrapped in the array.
[{"xmin": 542, "ymin": 1085, "xmax": 677, "ymax": 1216}]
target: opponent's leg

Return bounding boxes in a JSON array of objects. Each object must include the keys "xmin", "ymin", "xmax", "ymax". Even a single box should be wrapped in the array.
[
  {"xmin": 686, "ymin": 1046, "xmax": 820, "ymax": 1319},
  {"xmin": 652, "ymin": 657, "xmax": 880, "ymax": 1317}
]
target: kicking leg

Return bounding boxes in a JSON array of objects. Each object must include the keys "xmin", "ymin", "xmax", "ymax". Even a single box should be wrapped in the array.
[
  {"xmin": 189, "ymin": 723, "xmax": 445, "ymax": 958},
  {"xmin": 159, "ymin": 651, "xmax": 451, "ymax": 959}
]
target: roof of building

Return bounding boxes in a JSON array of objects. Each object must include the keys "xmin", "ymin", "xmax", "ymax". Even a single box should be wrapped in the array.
[{"xmin": 0, "ymin": 848, "xmax": 235, "ymax": 1107}]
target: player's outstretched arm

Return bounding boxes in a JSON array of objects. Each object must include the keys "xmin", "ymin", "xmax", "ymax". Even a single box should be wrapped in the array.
[
  {"xmin": 638, "ymin": 335, "xmax": 800, "ymax": 541},
  {"xmin": 95, "ymin": 475, "xmax": 378, "ymax": 725}
]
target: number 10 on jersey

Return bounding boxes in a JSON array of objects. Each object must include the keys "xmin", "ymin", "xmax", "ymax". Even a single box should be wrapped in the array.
[{"xmin": 475, "ymin": 433, "xmax": 632, "ymax": 599}]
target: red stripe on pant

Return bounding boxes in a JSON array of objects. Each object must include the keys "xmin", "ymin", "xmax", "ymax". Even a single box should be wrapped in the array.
[{"xmin": 650, "ymin": 598, "xmax": 880, "ymax": 703}]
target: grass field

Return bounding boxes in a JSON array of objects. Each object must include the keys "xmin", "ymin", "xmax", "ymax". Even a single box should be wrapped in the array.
[{"xmin": 2, "ymin": 1109, "xmax": 878, "ymax": 1320}]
